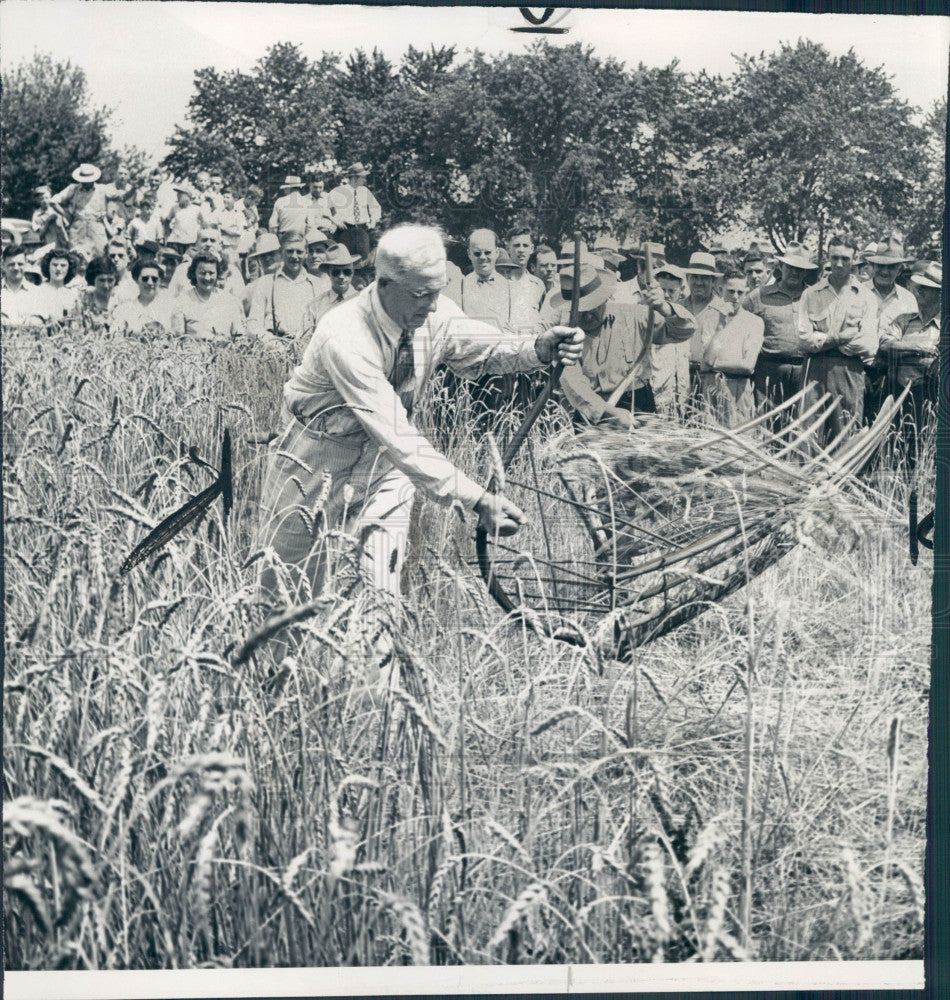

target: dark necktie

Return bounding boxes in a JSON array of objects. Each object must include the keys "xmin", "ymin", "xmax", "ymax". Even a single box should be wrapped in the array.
[{"xmin": 389, "ymin": 327, "xmax": 415, "ymax": 415}]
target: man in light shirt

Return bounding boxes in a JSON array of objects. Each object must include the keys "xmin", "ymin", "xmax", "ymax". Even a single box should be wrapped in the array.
[
  {"xmin": 247, "ymin": 231, "xmax": 326, "ymax": 346},
  {"xmin": 329, "ymin": 162, "xmax": 381, "ymax": 260},
  {"xmin": 797, "ymin": 233, "xmax": 877, "ymax": 441},
  {"xmin": 504, "ymin": 226, "xmax": 546, "ymax": 333},
  {"xmin": 258, "ymin": 223, "xmax": 584, "ymax": 622},
  {"xmin": 1, "ymin": 244, "xmax": 41, "ymax": 326}
]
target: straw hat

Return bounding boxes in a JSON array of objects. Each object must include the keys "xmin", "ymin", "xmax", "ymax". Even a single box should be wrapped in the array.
[
  {"xmin": 71, "ymin": 163, "xmax": 101, "ymax": 184},
  {"xmin": 654, "ymin": 263, "xmax": 688, "ymax": 282},
  {"xmin": 908, "ymin": 261, "xmax": 941, "ymax": 288},
  {"xmin": 346, "ymin": 162, "xmax": 370, "ymax": 177},
  {"xmin": 865, "ymin": 237, "xmax": 913, "ymax": 265},
  {"xmin": 683, "ymin": 251, "xmax": 723, "ymax": 277},
  {"xmin": 279, "ymin": 175, "xmax": 305, "ymax": 190},
  {"xmin": 248, "ymin": 233, "xmax": 281, "ymax": 259}
]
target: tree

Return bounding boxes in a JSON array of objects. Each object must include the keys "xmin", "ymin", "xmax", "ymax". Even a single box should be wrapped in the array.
[
  {"xmin": 1, "ymin": 52, "xmax": 114, "ymax": 217},
  {"xmin": 163, "ymin": 43, "xmax": 340, "ymax": 214},
  {"xmin": 901, "ymin": 97, "xmax": 946, "ymax": 253},
  {"xmin": 719, "ymin": 41, "xmax": 931, "ymax": 260}
]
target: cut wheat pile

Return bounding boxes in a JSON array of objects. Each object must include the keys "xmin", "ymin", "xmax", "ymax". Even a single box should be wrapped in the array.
[{"xmin": 3, "ymin": 324, "xmax": 930, "ymax": 969}]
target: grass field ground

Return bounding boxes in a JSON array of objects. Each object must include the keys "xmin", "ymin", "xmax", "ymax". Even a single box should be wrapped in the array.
[{"xmin": 2, "ymin": 324, "xmax": 930, "ymax": 969}]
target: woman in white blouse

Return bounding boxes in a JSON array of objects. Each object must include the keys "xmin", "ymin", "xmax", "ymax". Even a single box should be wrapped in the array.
[
  {"xmin": 170, "ymin": 251, "xmax": 245, "ymax": 341},
  {"xmin": 112, "ymin": 258, "xmax": 175, "ymax": 335}
]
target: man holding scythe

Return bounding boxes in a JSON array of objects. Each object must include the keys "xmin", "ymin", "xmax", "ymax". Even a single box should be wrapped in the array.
[
  {"xmin": 258, "ymin": 223, "xmax": 585, "ymax": 611},
  {"xmin": 549, "ymin": 245, "xmax": 696, "ymax": 428}
]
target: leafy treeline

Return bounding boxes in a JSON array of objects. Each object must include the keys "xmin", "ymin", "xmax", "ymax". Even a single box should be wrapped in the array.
[{"xmin": 3, "ymin": 41, "xmax": 944, "ymax": 260}]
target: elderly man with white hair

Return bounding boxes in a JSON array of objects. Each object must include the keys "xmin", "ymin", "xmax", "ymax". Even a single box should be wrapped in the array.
[{"xmin": 258, "ymin": 223, "xmax": 584, "ymax": 614}]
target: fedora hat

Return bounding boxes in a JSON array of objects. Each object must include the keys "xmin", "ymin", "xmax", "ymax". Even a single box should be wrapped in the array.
[
  {"xmin": 279, "ymin": 175, "xmax": 304, "ymax": 190},
  {"xmin": 137, "ymin": 239, "xmax": 162, "ymax": 255},
  {"xmin": 346, "ymin": 162, "xmax": 370, "ymax": 176},
  {"xmin": 1, "ymin": 222, "xmax": 22, "ymax": 248},
  {"xmin": 494, "ymin": 248, "xmax": 519, "ymax": 270},
  {"xmin": 683, "ymin": 251, "xmax": 723, "ymax": 277},
  {"xmin": 547, "ymin": 263, "xmax": 617, "ymax": 313},
  {"xmin": 593, "ymin": 234, "xmax": 620, "ymax": 253},
  {"xmin": 248, "ymin": 233, "xmax": 281, "ymax": 258},
  {"xmin": 558, "ymin": 239, "xmax": 589, "ymax": 260},
  {"xmin": 654, "ymin": 263, "xmax": 687, "ymax": 282},
  {"xmin": 172, "ymin": 182, "xmax": 194, "ymax": 197},
  {"xmin": 909, "ymin": 261, "xmax": 941, "ymax": 288},
  {"xmin": 866, "ymin": 237, "xmax": 913, "ymax": 265},
  {"xmin": 319, "ymin": 245, "xmax": 361, "ymax": 269},
  {"xmin": 71, "ymin": 163, "xmax": 101, "ymax": 184}
]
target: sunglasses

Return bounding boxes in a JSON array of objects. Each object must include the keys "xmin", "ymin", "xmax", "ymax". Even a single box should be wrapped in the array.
[
  {"xmin": 108, "ymin": 253, "xmax": 127, "ymax": 260},
  {"xmin": 330, "ymin": 267, "xmax": 353, "ymax": 277},
  {"xmin": 139, "ymin": 275, "xmax": 160, "ymax": 284}
]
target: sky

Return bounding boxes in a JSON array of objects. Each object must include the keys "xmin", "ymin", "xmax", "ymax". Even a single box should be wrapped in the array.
[{"xmin": 1, "ymin": 2, "xmax": 948, "ymax": 162}]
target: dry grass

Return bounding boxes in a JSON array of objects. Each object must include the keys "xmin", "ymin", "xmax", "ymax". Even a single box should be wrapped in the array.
[{"xmin": 2, "ymin": 323, "xmax": 930, "ymax": 969}]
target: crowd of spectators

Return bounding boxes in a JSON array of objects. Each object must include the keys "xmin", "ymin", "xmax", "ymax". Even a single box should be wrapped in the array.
[{"xmin": 1, "ymin": 158, "xmax": 941, "ymax": 451}]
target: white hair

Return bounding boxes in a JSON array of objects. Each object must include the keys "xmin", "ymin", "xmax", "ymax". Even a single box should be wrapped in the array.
[{"xmin": 375, "ymin": 224, "xmax": 447, "ymax": 284}]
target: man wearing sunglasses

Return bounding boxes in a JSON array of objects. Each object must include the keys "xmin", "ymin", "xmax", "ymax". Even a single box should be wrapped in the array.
[
  {"xmin": 258, "ymin": 223, "xmax": 584, "ymax": 652},
  {"xmin": 296, "ymin": 245, "xmax": 361, "ymax": 355}
]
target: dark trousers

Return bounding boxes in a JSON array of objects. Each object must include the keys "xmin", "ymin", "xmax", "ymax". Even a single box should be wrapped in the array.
[
  {"xmin": 337, "ymin": 224, "xmax": 371, "ymax": 260},
  {"xmin": 802, "ymin": 352, "xmax": 866, "ymax": 444},
  {"xmin": 753, "ymin": 355, "xmax": 809, "ymax": 436}
]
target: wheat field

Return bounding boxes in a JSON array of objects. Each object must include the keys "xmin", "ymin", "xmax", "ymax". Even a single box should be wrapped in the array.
[{"xmin": 2, "ymin": 322, "xmax": 930, "ymax": 970}]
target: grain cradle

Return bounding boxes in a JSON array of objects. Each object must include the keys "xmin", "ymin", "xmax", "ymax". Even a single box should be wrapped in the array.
[{"xmin": 475, "ymin": 384, "xmax": 909, "ymax": 657}]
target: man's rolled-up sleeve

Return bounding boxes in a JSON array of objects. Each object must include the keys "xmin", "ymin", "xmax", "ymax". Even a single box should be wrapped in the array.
[{"xmin": 560, "ymin": 363, "xmax": 607, "ymax": 423}]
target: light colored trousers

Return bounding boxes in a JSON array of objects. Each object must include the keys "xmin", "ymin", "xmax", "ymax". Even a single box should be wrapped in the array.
[{"xmin": 257, "ymin": 408, "xmax": 415, "ymax": 608}]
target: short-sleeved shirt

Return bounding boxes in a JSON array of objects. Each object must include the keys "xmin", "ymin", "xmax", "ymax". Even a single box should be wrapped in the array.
[
  {"xmin": 112, "ymin": 292, "xmax": 177, "ymax": 335},
  {"xmin": 171, "ymin": 287, "xmax": 245, "ymax": 340},
  {"xmin": 798, "ymin": 276, "xmax": 877, "ymax": 365},
  {"xmin": 742, "ymin": 282, "xmax": 805, "ymax": 356}
]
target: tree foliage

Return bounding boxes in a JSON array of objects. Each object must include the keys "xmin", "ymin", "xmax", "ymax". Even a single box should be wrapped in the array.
[
  {"xmin": 9, "ymin": 40, "xmax": 937, "ymax": 259},
  {"xmin": 163, "ymin": 43, "xmax": 341, "ymax": 207},
  {"xmin": 1, "ymin": 53, "xmax": 113, "ymax": 217},
  {"xmin": 719, "ymin": 40, "xmax": 931, "ymax": 257}
]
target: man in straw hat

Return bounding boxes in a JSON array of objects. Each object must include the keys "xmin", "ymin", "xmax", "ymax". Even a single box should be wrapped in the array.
[
  {"xmin": 797, "ymin": 233, "xmax": 877, "ymax": 442},
  {"xmin": 683, "ymin": 251, "xmax": 726, "ymax": 396},
  {"xmin": 329, "ymin": 161, "xmax": 381, "ymax": 260},
  {"xmin": 649, "ymin": 263, "xmax": 695, "ymax": 417},
  {"xmin": 299, "ymin": 244, "xmax": 361, "ymax": 350},
  {"xmin": 550, "ymin": 259, "xmax": 695, "ymax": 428},
  {"xmin": 51, "ymin": 163, "xmax": 110, "ymax": 256},
  {"xmin": 613, "ymin": 240, "xmax": 665, "ymax": 306},
  {"xmin": 31, "ymin": 185, "xmax": 70, "ymax": 249},
  {"xmin": 257, "ymin": 223, "xmax": 584, "ymax": 625},
  {"xmin": 865, "ymin": 236, "xmax": 916, "ymax": 335},
  {"xmin": 268, "ymin": 174, "xmax": 311, "ymax": 239},
  {"xmin": 742, "ymin": 242, "xmax": 818, "ymax": 419}
]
